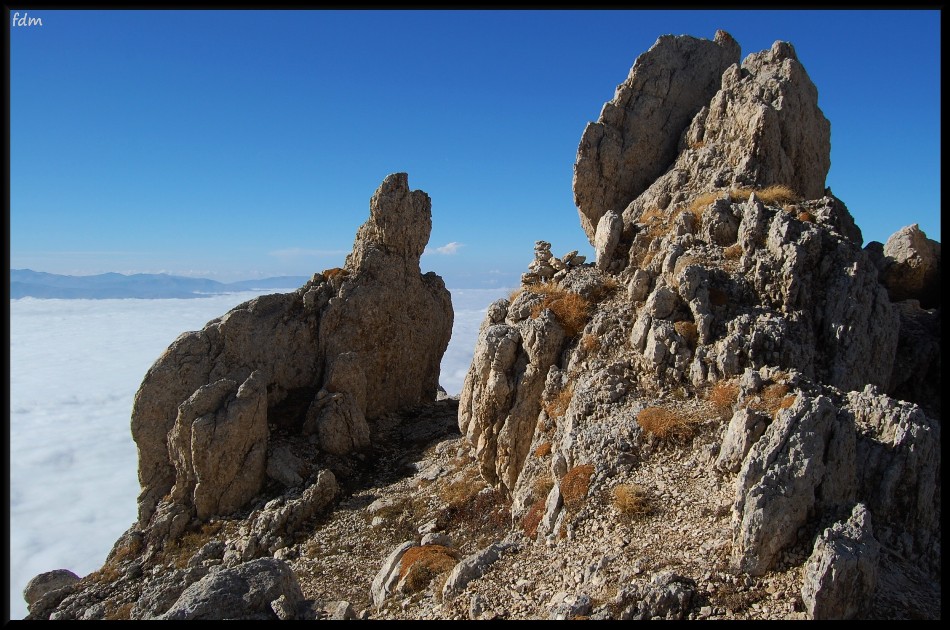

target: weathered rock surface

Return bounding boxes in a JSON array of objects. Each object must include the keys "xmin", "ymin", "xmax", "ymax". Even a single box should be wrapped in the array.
[
  {"xmin": 23, "ymin": 570, "xmax": 80, "ymax": 619},
  {"xmin": 878, "ymin": 224, "xmax": 941, "ymax": 307},
  {"xmin": 731, "ymin": 394, "xmax": 856, "ymax": 576},
  {"xmin": 457, "ymin": 29, "xmax": 938, "ymax": 621},
  {"xmin": 157, "ymin": 558, "xmax": 305, "ymax": 620},
  {"xmin": 801, "ymin": 503, "xmax": 880, "ymax": 620},
  {"xmin": 574, "ymin": 30, "xmax": 741, "ymax": 242},
  {"xmin": 131, "ymin": 172, "xmax": 452, "ymax": 532},
  {"xmin": 614, "ymin": 571, "xmax": 697, "ymax": 620}
]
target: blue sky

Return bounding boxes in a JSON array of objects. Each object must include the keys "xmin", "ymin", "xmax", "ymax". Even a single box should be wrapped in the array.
[{"xmin": 9, "ymin": 9, "xmax": 941, "ymax": 287}]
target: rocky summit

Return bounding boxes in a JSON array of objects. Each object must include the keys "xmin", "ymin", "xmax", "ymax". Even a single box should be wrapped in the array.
[{"xmin": 23, "ymin": 31, "xmax": 939, "ymax": 621}]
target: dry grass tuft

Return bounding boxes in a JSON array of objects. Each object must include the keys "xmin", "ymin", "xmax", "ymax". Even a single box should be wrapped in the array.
[
  {"xmin": 399, "ymin": 545, "xmax": 460, "ymax": 592},
  {"xmin": 522, "ymin": 501, "xmax": 545, "ymax": 538},
  {"xmin": 104, "ymin": 601, "xmax": 134, "ymax": 621},
  {"xmin": 640, "ymin": 206, "xmax": 666, "ymax": 224},
  {"xmin": 531, "ymin": 474, "xmax": 555, "ymax": 502},
  {"xmin": 723, "ymin": 243, "xmax": 743, "ymax": 260},
  {"xmin": 687, "ymin": 191, "xmax": 723, "ymax": 218},
  {"xmin": 613, "ymin": 483, "xmax": 651, "ymax": 518},
  {"xmin": 527, "ymin": 283, "xmax": 591, "ymax": 337},
  {"xmin": 542, "ymin": 382, "xmax": 574, "ymax": 419},
  {"xmin": 690, "ymin": 184, "xmax": 801, "ymax": 215},
  {"xmin": 439, "ymin": 467, "xmax": 486, "ymax": 510},
  {"xmin": 534, "ymin": 441, "xmax": 553, "ymax": 457},
  {"xmin": 435, "ymin": 481, "xmax": 510, "ymax": 548},
  {"xmin": 722, "ymin": 184, "xmax": 800, "ymax": 205},
  {"xmin": 673, "ymin": 320, "xmax": 698, "ymax": 348},
  {"xmin": 560, "ymin": 464, "xmax": 595, "ymax": 511},
  {"xmin": 746, "ymin": 382, "xmax": 797, "ymax": 417},
  {"xmin": 707, "ymin": 380, "xmax": 739, "ymax": 412},
  {"xmin": 580, "ymin": 333, "xmax": 601, "ymax": 354},
  {"xmin": 689, "ymin": 139, "xmax": 706, "ymax": 150},
  {"xmin": 508, "ymin": 287, "xmax": 524, "ymax": 303},
  {"xmin": 636, "ymin": 407, "xmax": 695, "ymax": 441},
  {"xmin": 322, "ymin": 267, "xmax": 348, "ymax": 279}
]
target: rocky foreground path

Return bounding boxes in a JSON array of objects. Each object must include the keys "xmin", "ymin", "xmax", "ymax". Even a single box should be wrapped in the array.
[{"xmin": 286, "ymin": 399, "xmax": 940, "ymax": 620}]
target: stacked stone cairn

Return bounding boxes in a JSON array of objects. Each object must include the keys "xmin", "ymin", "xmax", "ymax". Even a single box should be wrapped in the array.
[{"xmin": 521, "ymin": 240, "xmax": 588, "ymax": 285}]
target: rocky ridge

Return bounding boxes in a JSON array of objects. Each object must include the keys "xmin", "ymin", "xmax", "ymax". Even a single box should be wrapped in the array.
[{"xmin": 22, "ymin": 31, "xmax": 939, "ymax": 621}]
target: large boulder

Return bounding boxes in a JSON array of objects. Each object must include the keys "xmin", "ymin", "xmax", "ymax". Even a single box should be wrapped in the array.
[
  {"xmin": 156, "ymin": 558, "xmax": 304, "ymax": 620},
  {"xmin": 801, "ymin": 503, "xmax": 881, "ymax": 620},
  {"xmin": 131, "ymin": 173, "xmax": 453, "ymax": 528},
  {"xmin": 878, "ymin": 224, "xmax": 941, "ymax": 308}
]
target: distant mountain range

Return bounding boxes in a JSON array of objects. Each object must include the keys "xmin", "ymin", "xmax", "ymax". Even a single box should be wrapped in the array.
[{"xmin": 10, "ymin": 269, "xmax": 310, "ymax": 299}]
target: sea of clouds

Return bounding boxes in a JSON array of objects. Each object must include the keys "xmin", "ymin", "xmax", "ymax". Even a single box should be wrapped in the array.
[{"xmin": 8, "ymin": 286, "xmax": 509, "ymax": 619}]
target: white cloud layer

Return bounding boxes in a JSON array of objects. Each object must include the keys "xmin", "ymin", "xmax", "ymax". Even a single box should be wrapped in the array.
[
  {"xmin": 424, "ymin": 241, "xmax": 464, "ymax": 256},
  {"xmin": 8, "ymin": 285, "xmax": 510, "ymax": 619}
]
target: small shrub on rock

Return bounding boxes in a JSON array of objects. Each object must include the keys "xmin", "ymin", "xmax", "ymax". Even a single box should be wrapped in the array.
[
  {"xmin": 526, "ymin": 283, "xmax": 591, "ymax": 337},
  {"xmin": 636, "ymin": 407, "xmax": 695, "ymax": 441},
  {"xmin": 613, "ymin": 483, "xmax": 651, "ymax": 518},
  {"xmin": 560, "ymin": 464, "xmax": 595, "ymax": 512}
]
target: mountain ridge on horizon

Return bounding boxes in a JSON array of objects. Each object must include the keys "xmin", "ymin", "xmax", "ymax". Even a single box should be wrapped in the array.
[{"xmin": 10, "ymin": 268, "xmax": 311, "ymax": 299}]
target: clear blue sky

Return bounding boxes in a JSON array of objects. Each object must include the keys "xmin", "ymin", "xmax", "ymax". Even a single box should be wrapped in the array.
[{"xmin": 9, "ymin": 9, "xmax": 941, "ymax": 287}]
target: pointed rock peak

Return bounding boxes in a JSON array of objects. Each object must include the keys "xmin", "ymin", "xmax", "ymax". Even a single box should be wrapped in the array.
[
  {"xmin": 347, "ymin": 172, "xmax": 432, "ymax": 272},
  {"xmin": 573, "ymin": 31, "xmax": 741, "ymax": 244}
]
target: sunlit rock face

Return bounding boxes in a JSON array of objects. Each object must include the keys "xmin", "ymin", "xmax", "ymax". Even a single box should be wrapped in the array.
[{"xmin": 131, "ymin": 172, "xmax": 453, "ymax": 528}]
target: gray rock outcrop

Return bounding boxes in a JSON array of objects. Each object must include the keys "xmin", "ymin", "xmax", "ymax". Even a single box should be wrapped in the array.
[
  {"xmin": 157, "ymin": 557, "xmax": 305, "ymax": 620},
  {"xmin": 573, "ymin": 30, "xmax": 741, "ymax": 243},
  {"xmin": 878, "ymin": 224, "xmax": 941, "ymax": 307},
  {"xmin": 801, "ymin": 503, "xmax": 880, "ymax": 620},
  {"xmin": 131, "ymin": 172, "xmax": 452, "ymax": 531},
  {"xmin": 23, "ymin": 570, "xmax": 81, "ymax": 619}
]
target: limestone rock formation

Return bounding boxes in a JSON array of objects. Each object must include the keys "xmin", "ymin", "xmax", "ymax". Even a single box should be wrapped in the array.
[
  {"xmin": 157, "ymin": 558, "xmax": 305, "ymax": 620},
  {"xmin": 459, "ymin": 30, "xmax": 939, "ymax": 621},
  {"xmin": 130, "ymin": 172, "xmax": 452, "ymax": 533},
  {"xmin": 573, "ymin": 30, "xmax": 741, "ymax": 242},
  {"xmin": 877, "ymin": 223, "xmax": 941, "ymax": 307},
  {"xmin": 23, "ymin": 570, "xmax": 80, "ymax": 619},
  {"xmin": 800, "ymin": 503, "xmax": 881, "ymax": 620}
]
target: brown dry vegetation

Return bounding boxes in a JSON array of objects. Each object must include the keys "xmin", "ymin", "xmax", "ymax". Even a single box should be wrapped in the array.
[
  {"xmin": 542, "ymin": 382, "xmax": 574, "ymax": 419},
  {"xmin": 580, "ymin": 333, "xmax": 601, "ymax": 354},
  {"xmin": 724, "ymin": 243, "xmax": 743, "ymax": 260},
  {"xmin": 636, "ymin": 407, "xmax": 696, "ymax": 441},
  {"xmin": 163, "ymin": 520, "xmax": 225, "ymax": 570},
  {"xmin": 707, "ymin": 379, "xmax": 739, "ymax": 411},
  {"xmin": 612, "ymin": 483, "xmax": 651, "ymax": 518},
  {"xmin": 322, "ymin": 267, "xmax": 348, "ymax": 279},
  {"xmin": 797, "ymin": 211, "xmax": 815, "ymax": 223},
  {"xmin": 103, "ymin": 601, "xmax": 134, "ymax": 621},
  {"xmin": 526, "ymin": 283, "xmax": 591, "ymax": 337},
  {"xmin": 398, "ymin": 545, "xmax": 461, "ymax": 593},
  {"xmin": 673, "ymin": 320, "xmax": 698, "ymax": 348},
  {"xmin": 747, "ymin": 382, "xmax": 796, "ymax": 417},
  {"xmin": 560, "ymin": 464, "xmax": 595, "ymax": 512},
  {"xmin": 435, "ymin": 475, "xmax": 510, "ymax": 548},
  {"xmin": 521, "ymin": 500, "xmax": 545, "ymax": 538},
  {"xmin": 687, "ymin": 191, "xmax": 723, "ymax": 217},
  {"xmin": 531, "ymin": 474, "xmax": 555, "ymax": 504},
  {"xmin": 689, "ymin": 184, "xmax": 800, "ymax": 217},
  {"xmin": 534, "ymin": 441, "xmax": 553, "ymax": 457}
]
